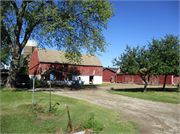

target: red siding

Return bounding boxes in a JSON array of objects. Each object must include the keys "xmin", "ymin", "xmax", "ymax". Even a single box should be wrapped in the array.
[
  {"xmin": 173, "ymin": 75, "xmax": 179, "ymax": 84},
  {"xmin": 133, "ymin": 75, "xmax": 143, "ymax": 84},
  {"xmin": 103, "ymin": 69, "xmax": 116, "ymax": 82},
  {"xmin": 148, "ymin": 75, "xmax": 159, "ymax": 85},
  {"xmin": 29, "ymin": 48, "xmax": 40, "ymax": 75},
  {"xmin": 110, "ymin": 73, "xmax": 179, "ymax": 85},
  {"xmin": 117, "ymin": 74, "xmax": 142, "ymax": 84},
  {"xmin": 158, "ymin": 75, "xmax": 172, "ymax": 85},
  {"xmin": 39, "ymin": 63, "xmax": 102, "ymax": 76},
  {"xmin": 117, "ymin": 75, "xmax": 122, "ymax": 83}
]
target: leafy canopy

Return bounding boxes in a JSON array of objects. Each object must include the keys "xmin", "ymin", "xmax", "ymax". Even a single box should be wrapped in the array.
[
  {"xmin": 1, "ymin": 0, "xmax": 115, "ymax": 63},
  {"xmin": 112, "ymin": 45, "xmax": 151, "ymax": 77},
  {"xmin": 148, "ymin": 34, "xmax": 179, "ymax": 76},
  {"xmin": 1, "ymin": 31, "xmax": 11, "ymax": 65}
]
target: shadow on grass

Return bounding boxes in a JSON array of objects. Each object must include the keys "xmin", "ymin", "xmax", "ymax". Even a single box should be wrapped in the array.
[
  {"xmin": 1, "ymin": 87, "xmax": 29, "ymax": 92},
  {"xmin": 114, "ymin": 88, "xmax": 179, "ymax": 92},
  {"xmin": 27, "ymin": 84, "xmax": 99, "ymax": 92}
]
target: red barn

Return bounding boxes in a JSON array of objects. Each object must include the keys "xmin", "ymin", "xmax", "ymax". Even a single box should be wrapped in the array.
[
  {"xmin": 116, "ymin": 74, "xmax": 179, "ymax": 85},
  {"xmin": 103, "ymin": 67, "xmax": 179, "ymax": 85},
  {"xmin": 26, "ymin": 47, "xmax": 103, "ymax": 85},
  {"xmin": 103, "ymin": 68, "xmax": 120, "ymax": 83}
]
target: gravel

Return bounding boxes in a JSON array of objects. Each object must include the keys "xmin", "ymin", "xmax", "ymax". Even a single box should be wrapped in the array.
[{"xmin": 33, "ymin": 84, "xmax": 180, "ymax": 134}]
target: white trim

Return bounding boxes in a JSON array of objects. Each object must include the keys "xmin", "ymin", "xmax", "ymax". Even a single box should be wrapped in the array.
[
  {"xmin": 172, "ymin": 75, "xmax": 175, "ymax": 86},
  {"xmin": 29, "ymin": 75, "xmax": 41, "ymax": 80},
  {"xmin": 72, "ymin": 75, "xmax": 90, "ymax": 84},
  {"xmin": 72, "ymin": 75, "xmax": 102, "ymax": 84},
  {"xmin": 93, "ymin": 76, "xmax": 102, "ymax": 84}
]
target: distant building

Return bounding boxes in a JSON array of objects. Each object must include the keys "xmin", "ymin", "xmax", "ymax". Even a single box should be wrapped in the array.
[
  {"xmin": 0, "ymin": 62, "xmax": 9, "ymax": 70},
  {"xmin": 103, "ymin": 67, "xmax": 120, "ymax": 83},
  {"xmin": 103, "ymin": 67, "xmax": 179, "ymax": 85}
]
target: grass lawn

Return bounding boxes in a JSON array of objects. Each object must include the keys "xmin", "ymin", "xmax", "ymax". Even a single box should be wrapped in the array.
[
  {"xmin": 108, "ymin": 87, "xmax": 179, "ymax": 104},
  {"xmin": 1, "ymin": 88, "xmax": 138, "ymax": 133}
]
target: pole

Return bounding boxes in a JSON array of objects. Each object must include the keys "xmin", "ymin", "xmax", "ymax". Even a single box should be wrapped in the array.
[
  {"xmin": 32, "ymin": 78, "xmax": 35, "ymax": 106},
  {"xmin": 65, "ymin": 104, "xmax": 72, "ymax": 131},
  {"xmin": 49, "ymin": 79, "xmax": 51, "ymax": 110}
]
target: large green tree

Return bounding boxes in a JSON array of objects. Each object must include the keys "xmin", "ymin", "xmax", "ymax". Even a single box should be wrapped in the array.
[
  {"xmin": 112, "ymin": 45, "xmax": 151, "ymax": 93},
  {"xmin": 1, "ymin": 30, "xmax": 11, "ymax": 65},
  {"xmin": 1, "ymin": 0, "xmax": 115, "ymax": 88},
  {"xmin": 148, "ymin": 34, "xmax": 179, "ymax": 90}
]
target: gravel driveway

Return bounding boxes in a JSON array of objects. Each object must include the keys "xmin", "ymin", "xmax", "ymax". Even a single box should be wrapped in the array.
[{"xmin": 33, "ymin": 84, "xmax": 180, "ymax": 133}]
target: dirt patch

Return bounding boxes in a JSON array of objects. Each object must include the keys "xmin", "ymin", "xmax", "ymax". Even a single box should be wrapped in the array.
[{"xmin": 36, "ymin": 83, "xmax": 180, "ymax": 133}]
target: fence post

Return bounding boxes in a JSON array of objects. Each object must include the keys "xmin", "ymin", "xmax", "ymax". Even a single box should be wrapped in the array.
[
  {"xmin": 49, "ymin": 79, "xmax": 51, "ymax": 110},
  {"xmin": 65, "ymin": 104, "xmax": 72, "ymax": 132},
  {"xmin": 32, "ymin": 78, "xmax": 35, "ymax": 106}
]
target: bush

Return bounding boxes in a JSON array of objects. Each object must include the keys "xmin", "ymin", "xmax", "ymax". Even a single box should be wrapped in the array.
[
  {"xmin": 30, "ymin": 79, "xmax": 42, "ymax": 88},
  {"xmin": 18, "ymin": 67, "xmax": 29, "ymax": 74},
  {"xmin": 177, "ymin": 81, "xmax": 180, "ymax": 91},
  {"xmin": 83, "ymin": 114, "xmax": 104, "ymax": 133}
]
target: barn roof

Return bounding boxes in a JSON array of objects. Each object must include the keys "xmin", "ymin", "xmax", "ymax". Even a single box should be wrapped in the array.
[
  {"xmin": 36, "ymin": 48, "xmax": 103, "ymax": 66},
  {"xmin": 104, "ymin": 67, "xmax": 120, "ymax": 73}
]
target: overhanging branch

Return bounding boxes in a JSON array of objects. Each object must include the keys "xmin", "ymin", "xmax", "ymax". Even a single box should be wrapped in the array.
[
  {"xmin": 11, "ymin": 1, "xmax": 18, "ymax": 16},
  {"xmin": 1, "ymin": 21, "xmax": 14, "ymax": 54},
  {"xmin": 21, "ymin": 20, "xmax": 41, "ymax": 48}
]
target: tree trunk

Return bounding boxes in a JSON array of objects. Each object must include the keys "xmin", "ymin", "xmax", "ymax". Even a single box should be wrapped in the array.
[
  {"xmin": 5, "ymin": 52, "xmax": 21, "ymax": 89},
  {"xmin": 163, "ymin": 74, "xmax": 167, "ymax": 91},
  {"xmin": 143, "ymin": 82, "xmax": 148, "ymax": 93},
  {"xmin": 140, "ymin": 76, "xmax": 148, "ymax": 93}
]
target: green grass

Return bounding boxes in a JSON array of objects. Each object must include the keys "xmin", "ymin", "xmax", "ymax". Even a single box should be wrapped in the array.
[
  {"xmin": 1, "ymin": 88, "xmax": 138, "ymax": 133},
  {"xmin": 108, "ymin": 87, "xmax": 179, "ymax": 104}
]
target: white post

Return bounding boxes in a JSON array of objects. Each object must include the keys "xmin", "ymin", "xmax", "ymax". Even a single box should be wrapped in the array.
[
  {"xmin": 32, "ymin": 78, "xmax": 35, "ymax": 106},
  {"xmin": 172, "ymin": 75, "xmax": 174, "ymax": 86}
]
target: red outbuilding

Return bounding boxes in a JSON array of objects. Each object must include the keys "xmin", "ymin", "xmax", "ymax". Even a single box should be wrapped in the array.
[
  {"xmin": 103, "ymin": 67, "xmax": 179, "ymax": 85},
  {"xmin": 23, "ymin": 41, "xmax": 103, "ymax": 85},
  {"xmin": 103, "ymin": 68, "xmax": 120, "ymax": 83}
]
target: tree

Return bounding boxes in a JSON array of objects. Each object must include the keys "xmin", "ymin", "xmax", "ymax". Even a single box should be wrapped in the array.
[
  {"xmin": 112, "ymin": 45, "xmax": 151, "ymax": 93},
  {"xmin": 1, "ymin": 30, "xmax": 11, "ymax": 65},
  {"xmin": 1, "ymin": 0, "xmax": 115, "ymax": 88},
  {"xmin": 18, "ymin": 54, "xmax": 23, "ymax": 71},
  {"xmin": 148, "ymin": 34, "xmax": 179, "ymax": 90}
]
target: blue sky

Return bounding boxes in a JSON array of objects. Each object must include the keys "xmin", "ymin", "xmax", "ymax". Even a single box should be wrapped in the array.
[{"xmin": 98, "ymin": 0, "xmax": 179, "ymax": 67}]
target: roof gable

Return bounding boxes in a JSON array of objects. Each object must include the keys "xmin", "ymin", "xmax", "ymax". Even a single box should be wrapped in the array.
[
  {"xmin": 103, "ymin": 67, "xmax": 120, "ymax": 73},
  {"xmin": 36, "ymin": 48, "xmax": 102, "ymax": 66}
]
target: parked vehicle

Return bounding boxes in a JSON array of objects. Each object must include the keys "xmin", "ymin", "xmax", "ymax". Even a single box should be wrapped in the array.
[{"xmin": 4, "ymin": 74, "xmax": 30, "ymax": 88}]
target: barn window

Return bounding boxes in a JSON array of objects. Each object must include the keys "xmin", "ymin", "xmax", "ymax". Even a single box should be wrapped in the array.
[{"xmin": 64, "ymin": 76, "xmax": 68, "ymax": 81}]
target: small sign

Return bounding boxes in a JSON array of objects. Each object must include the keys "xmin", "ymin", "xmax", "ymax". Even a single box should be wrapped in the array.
[{"xmin": 50, "ymin": 74, "xmax": 54, "ymax": 80}]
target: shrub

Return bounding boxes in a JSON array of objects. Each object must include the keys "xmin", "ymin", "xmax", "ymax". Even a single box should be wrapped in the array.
[
  {"xmin": 177, "ymin": 81, "xmax": 180, "ymax": 91},
  {"xmin": 83, "ymin": 114, "xmax": 104, "ymax": 133},
  {"xmin": 30, "ymin": 79, "xmax": 42, "ymax": 88},
  {"xmin": 18, "ymin": 67, "xmax": 29, "ymax": 74},
  {"xmin": 44, "ymin": 102, "xmax": 60, "ymax": 116}
]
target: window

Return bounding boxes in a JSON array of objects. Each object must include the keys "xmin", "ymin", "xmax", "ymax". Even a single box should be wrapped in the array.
[{"xmin": 64, "ymin": 76, "xmax": 68, "ymax": 81}]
